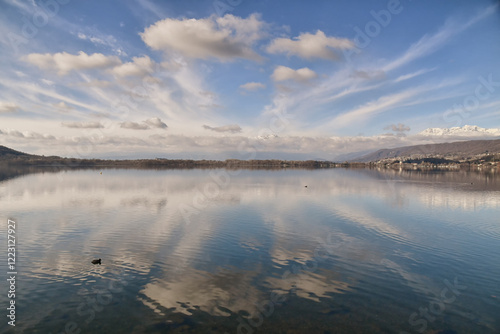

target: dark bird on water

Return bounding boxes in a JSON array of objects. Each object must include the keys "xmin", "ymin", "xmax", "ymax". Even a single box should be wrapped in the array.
[{"xmin": 91, "ymin": 259, "xmax": 101, "ymax": 265}]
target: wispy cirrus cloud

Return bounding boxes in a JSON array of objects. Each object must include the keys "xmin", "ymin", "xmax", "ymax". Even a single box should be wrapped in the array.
[
  {"xmin": 0, "ymin": 2, "xmax": 497, "ymax": 159},
  {"xmin": 53, "ymin": 102, "xmax": 74, "ymax": 113},
  {"xmin": 260, "ymin": 6, "xmax": 488, "ymax": 130},
  {"xmin": 351, "ymin": 70, "xmax": 386, "ymax": 80},
  {"xmin": 326, "ymin": 88, "xmax": 423, "ymax": 129},
  {"xmin": 383, "ymin": 5, "xmax": 496, "ymax": 72},
  {"xmin": 394, "ymin": 67, "xmax": 437, "ymax": 83},
  {"xmin": 76, "ymin": 31, "xmax": 126, "ymax": 56},
  {"xmin": 0, "ymin": 77, "xmax": 109, "ymax": 115}
]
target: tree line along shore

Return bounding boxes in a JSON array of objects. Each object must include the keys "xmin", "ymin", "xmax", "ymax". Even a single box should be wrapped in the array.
[
  {"xmin": 1, "ymin": 154, "xmax": 498, "ymax": 171},
  {"xmin": 1, "ymin": 143, "xmax": 499, "ymax": 171}
]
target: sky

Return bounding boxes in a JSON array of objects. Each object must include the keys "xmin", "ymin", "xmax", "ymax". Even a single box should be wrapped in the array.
[{"xmin": 0, "ymin": 0, "xmax": 499, "ymax": 160}]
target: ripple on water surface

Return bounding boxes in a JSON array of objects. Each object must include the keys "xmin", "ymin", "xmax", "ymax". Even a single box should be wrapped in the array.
[{"xmin": 1, "ymin": 168, "xmax": 499, "ymax": 333}]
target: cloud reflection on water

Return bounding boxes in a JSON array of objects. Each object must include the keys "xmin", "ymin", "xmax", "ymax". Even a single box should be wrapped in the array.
[{"xmin": 0, "ymin": 167, "xmax": 499, "ymax": 330}]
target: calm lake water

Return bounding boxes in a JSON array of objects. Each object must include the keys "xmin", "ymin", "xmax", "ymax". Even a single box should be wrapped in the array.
[{"xmin": 1, "ymin": 167, "xmax": 499, "ymax": 333}]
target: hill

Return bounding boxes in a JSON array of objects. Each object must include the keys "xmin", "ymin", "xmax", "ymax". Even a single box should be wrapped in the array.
[
  {"xmin": 2, "ymin": 140, "xmax": 499, "ymax": 169},
  {"xmin": 0, "ymin": 145, "xmax": 33, "ymax": 159},
  {"xmin": 352, "ymin": 139, "xmax": 500, "ymax": 162},
  {"xmin": 0, "ymin": 145, "xmax": 340, "ymax": 169}
]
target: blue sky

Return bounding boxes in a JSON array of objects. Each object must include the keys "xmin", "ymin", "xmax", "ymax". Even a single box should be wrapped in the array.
[{"xmin": 0, "ymin": 0, "xmax": 499, "ymax": 160}]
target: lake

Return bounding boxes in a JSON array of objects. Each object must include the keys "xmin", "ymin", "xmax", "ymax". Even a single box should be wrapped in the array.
[{"xmin": 0, "ymin": 167, "xmax": 499, "ymax": 333}]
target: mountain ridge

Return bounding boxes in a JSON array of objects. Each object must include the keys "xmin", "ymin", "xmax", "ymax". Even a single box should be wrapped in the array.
[
  {"xmin": 3, "ymin": 138, "xmax": 500, "ymax": 165},
  {"xmin": 352, "ymin": 139, "xmax": 500, "ymax": 162},
  {"xmin": 418, "ymin": 125, "xmax": 500, "ymax": 137}
]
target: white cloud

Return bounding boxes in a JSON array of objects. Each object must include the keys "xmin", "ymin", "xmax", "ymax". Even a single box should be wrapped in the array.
[
  {"xmin": 240, "ymin": 82, "xmax": 266, "ymax": 91},
  {"xmin": 0, "ymin": 102, "xmax": 19, "ymax": 113},
  {"xmin": 121, "ymin": 118, "xmax": 168, "ymax": 130},
  {"xmin": 144, "ymin": 117, "xmax": 168, "ymax": 129},
  {"xmin": 24, "ymin": 51, "xmax": 121, "ymax": 75},
  {"xmin": 2, "ymin": 123, "xmax": 497, "ymax": 160},
  {"xmin": 271, "ymin": 66, "xmax": 317, "ymax": 82},
  {"xmin": 203, "ymin": 124, "xmax": 242, "ymax": 133},
  {"xmin": 111, "ymin": 56, "xmax": 155, "ymax": 77},
  {"xmin": 216, "ymin": 13, "xmax": 266, "ymax": 44},
  {"xmin": 140, "ymin": 14, "xmax": 265, "ymax": 61},
  {"xmin": 384, "ymin": 123, "xmax": 411, "ymax": 135},
  {"xmin": 0, "ymin": 129, "xmax": 55, "ymax": 140},
  {"xmin": 61, "ymin": 121, "xmax": 104, "ymax": 129},
  {"xmin": 387, "ymin": 123, "xmax": 411, "ymax": 132},
  {"xmin": 121, "ymin": 121, "xmax": 150, "ymax": 130},
  {"xmin": 266, "ymin": 30, "xmax": 354, "ymax": 60}
]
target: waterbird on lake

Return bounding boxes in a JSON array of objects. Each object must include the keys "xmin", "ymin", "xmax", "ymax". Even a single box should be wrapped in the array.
[{"xmin": 91, "ymin": 259, "xmax": 101, "ymax": 265}]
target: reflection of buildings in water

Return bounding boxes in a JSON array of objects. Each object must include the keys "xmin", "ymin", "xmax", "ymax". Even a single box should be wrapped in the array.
[
  {"xmin": 3, "ymin": 167, "xmax": 499, "ymax": 212},
  {"xmin": 416, "ymin": 190, "xmax": 499, "ymax": 210}
]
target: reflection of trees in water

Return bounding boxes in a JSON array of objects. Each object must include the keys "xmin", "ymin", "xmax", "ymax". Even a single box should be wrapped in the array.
[
  {"xmin": 0, "ymin": 160, "xmax": 322, "ymax": 183},
  {"xmin": 0, "ymin": 165, "xmax": 66, "ymax": 183},
  {"xmin": 1, "ymin": 164, "xmax": 499, "ymax": 193}
]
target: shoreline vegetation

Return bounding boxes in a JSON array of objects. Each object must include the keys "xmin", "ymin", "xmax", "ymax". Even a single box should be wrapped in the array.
[
  {"xmin": 1, "ymin": 154, "xmax": 499, "ymax": 172},
  {"xmin": 1, "ymin": 145, "xmax": 499, "ymax": 172}
]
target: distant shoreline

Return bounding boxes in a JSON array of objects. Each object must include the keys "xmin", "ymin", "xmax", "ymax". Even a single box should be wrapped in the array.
[
  {"xmin": 1, "ymin": 141, "xmax": 499, "ymax": 172},
  {"xmin": 0, "ymin": 156, "xmax": 357, "ymax": 169},
  {"xmin": 0, "ymin": 155, "xmax": 497, "ymax": 172},
  {"xmin": 1, "ymin": 155, "xmax": 498, "ymax": 185}
]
